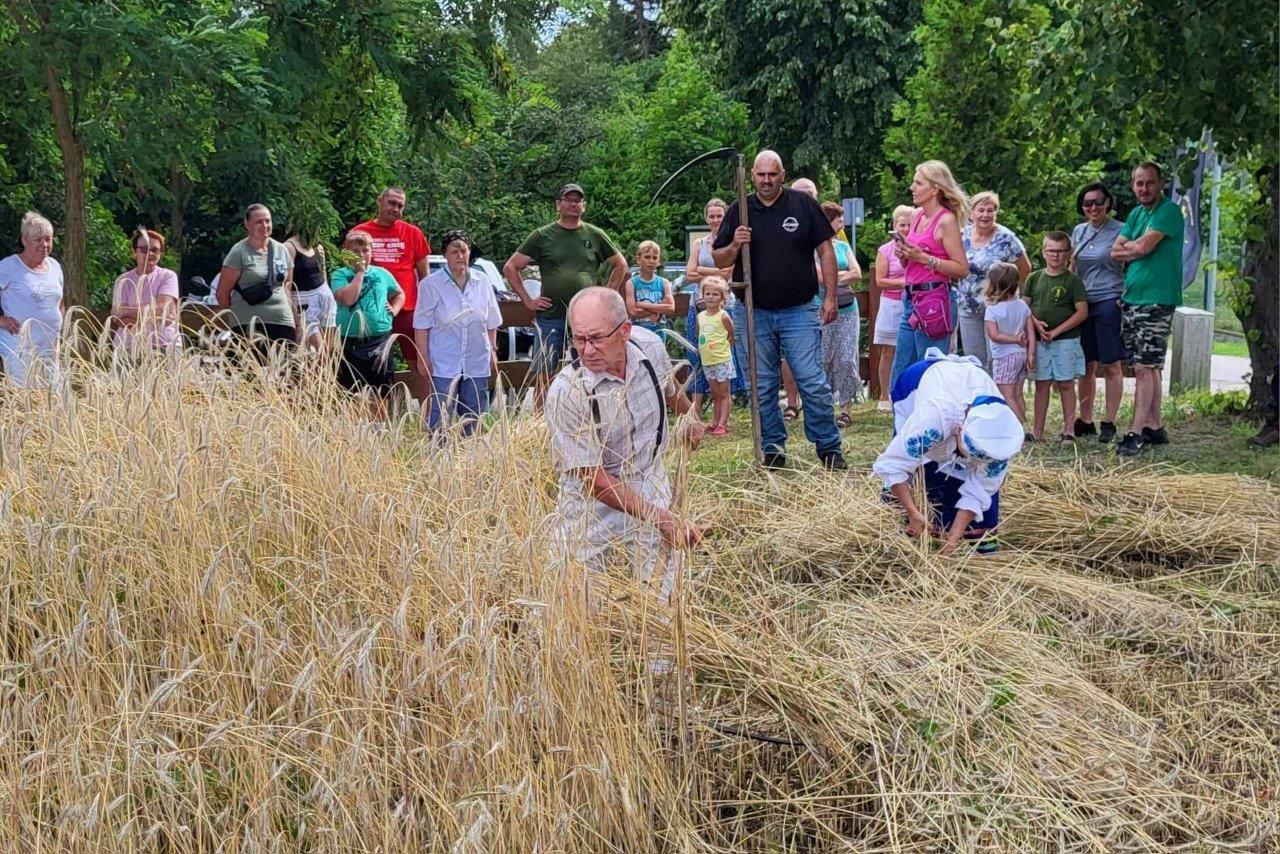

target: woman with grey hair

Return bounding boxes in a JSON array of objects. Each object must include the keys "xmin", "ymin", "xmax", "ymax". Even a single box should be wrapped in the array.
[
  {"xmin": 955, "ymin": 191, "xmax": 1030, "ymax": 372},
  {"xmin": 0, "ymin": 212, "xmax": 65, "ymax": 385}
]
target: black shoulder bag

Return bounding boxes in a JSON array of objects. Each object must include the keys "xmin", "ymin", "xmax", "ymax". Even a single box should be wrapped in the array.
[{"xmin": 237, "ymin": 240, "xmax": 281, "ymax": 306}]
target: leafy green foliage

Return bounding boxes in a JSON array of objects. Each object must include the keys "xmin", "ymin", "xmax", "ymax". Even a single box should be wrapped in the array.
[
  {"xmin": 884, "ymin": 0, "xmax": 1104, "ymax": 239},
  {"xmin": 668, "ymin": 0, "xmax": 921, "ymax": 204},
  {"xmin": 408, "ymin": 29, "xmax": 754, "ymax": 265}
]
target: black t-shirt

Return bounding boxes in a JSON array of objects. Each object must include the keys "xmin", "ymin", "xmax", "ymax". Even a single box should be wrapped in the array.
[{"xmin": 712, "ymin": 188, "xmax": 835, "ymax": 310}]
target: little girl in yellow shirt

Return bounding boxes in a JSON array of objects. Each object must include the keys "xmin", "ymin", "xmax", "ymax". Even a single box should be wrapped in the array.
[{"xmin": 696, "ymin": 276, "xmax": 736, "ymax": 435}]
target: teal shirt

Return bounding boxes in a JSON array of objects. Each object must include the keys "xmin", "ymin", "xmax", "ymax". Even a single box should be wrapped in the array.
[
  {"xmin": 1120, "ymin": 197, "xmax": 1184, "ymax": 306},
  {"xmin": 331, "ymin": 265, "xmax": 402, "ymax": 338},
  {"xmin": 812, "ymin": 240, "xmax": 860, "ymax": 316}
]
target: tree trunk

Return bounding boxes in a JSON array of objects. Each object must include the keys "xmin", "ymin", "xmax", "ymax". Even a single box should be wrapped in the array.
[
  {"xmin": 1239, "ymin": 161, "xmax": 1279, "ymax": 418},
  {"xmin": 169, "ymin": 169, "xmax": 190, "ymax": 272},
  {"xmin": 633, "ymin": 0, "xmax": 651, "ymax": 58},
  {"xmin": 43, "ymin": 62, "xmax": 88, "ymax": 307}
]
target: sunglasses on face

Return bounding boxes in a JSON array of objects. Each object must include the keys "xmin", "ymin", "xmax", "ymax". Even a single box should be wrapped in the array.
[{"xmin": 1082, "ymin": 198, "xmax": 1108, "ymax": 208}]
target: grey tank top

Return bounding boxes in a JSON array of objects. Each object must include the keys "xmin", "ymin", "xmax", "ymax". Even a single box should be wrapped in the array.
[{"xmin": 698, "ymin": 236, "xmax": 715, "ymax": 268}]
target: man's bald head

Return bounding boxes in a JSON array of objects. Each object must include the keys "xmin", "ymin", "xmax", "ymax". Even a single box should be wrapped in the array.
[
  {"xmin": 791, "ymin": 178, "xmax": 818, "ymax": 200},
  {"xmin": 752, "ymin": 150, "xmax": 786, "ymax": 202},
  {"xmin": 568, "ymin": 286, "xmax": 628, "ymax": 330},
  {"xmin": 568, "ymin": 286, "xmax": 630, "ymax": 373},
  {"xmin": 754, "ymin": 150, "xmax": 784, "ymax": 171}
]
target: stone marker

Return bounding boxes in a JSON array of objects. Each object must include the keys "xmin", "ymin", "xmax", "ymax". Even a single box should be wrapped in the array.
[{"xmin": 1170, "ymin": 306, "xmax": 1214, "ymax": 390}]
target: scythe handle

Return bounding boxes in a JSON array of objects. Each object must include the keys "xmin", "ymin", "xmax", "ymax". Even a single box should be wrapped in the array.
[{"xmin": 736, "ymin": 154, "xmax": 764, "ymax": 467}]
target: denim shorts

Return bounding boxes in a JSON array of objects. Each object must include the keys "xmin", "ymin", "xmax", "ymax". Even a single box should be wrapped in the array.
[{"xmin": 1033, "ymin": 337, "xmax": 1086, "ymax": 381}]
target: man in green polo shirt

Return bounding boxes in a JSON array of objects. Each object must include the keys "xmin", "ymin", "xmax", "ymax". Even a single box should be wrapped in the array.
[
  {"xmin": 1111, "ymin": 161, "xmax": 1184, "ymax": 457},
  {"xmin": 503, "ymin": 182, "xmax": 629, "ymax": 408}
]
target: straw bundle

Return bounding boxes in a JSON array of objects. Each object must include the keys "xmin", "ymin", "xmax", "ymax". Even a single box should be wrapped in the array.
[{"xmin": 0, "ymin": 346, "xmax": 1275, "ymax": 851}]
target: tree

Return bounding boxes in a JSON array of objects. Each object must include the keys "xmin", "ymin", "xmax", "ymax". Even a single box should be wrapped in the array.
[
  {"xmin": 667, "ymin": 0, "xmax": 921, "ymax": 204},
  {"xmin": 883, "ymin": 0, "xmax": 1104, "ymax": 238},
  {"xmin": 1024, "ymin": 0, "xmax": 1279, "ymax": 417},
  {"xmin": 0, "ymin": 0, "xmax": 268, "ymax": 305}
]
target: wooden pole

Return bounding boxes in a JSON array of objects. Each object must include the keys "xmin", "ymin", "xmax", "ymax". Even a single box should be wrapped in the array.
[{"xmin": 736, "ymin": 154, "xmax": 764, "ymax": 467}]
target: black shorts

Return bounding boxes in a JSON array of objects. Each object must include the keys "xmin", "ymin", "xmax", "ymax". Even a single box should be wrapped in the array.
[
  {"xmin": 339, "ymin": 334, "xmax": 395, "ymax": 396},
  {"xmin": 1080, "ymin": 297, "xmax": 1127, "ymax": 365},
  {"xmin": 230, "ymin": 322, "xmax": 296, "ymax": 367}
]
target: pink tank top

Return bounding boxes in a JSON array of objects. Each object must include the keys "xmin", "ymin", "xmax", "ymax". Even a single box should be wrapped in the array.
[{"xmin": 904, "ymin": 207, "xmax": 949, "ymax": 287}]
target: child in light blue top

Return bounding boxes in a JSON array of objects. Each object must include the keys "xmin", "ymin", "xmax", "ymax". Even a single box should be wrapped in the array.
[{"xmin": 625, "ymin": 240, "xmax": 674, "ymax": 332}]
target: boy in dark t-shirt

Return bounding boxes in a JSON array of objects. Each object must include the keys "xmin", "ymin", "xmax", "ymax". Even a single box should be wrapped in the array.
[{"xmin": 1023, "ymin": 231, "xmax": 1088, "ymax": 442}]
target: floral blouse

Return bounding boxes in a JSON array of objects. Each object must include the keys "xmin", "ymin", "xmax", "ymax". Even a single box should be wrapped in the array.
[{"xmin": 956, "ymin": 224, "xmax": 1026, "ymax": 316}]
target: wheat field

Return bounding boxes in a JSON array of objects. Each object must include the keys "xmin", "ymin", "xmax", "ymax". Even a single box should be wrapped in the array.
[{"xmin": 0, "ymin": 338, "xmax": 1276, "ymax": 852}]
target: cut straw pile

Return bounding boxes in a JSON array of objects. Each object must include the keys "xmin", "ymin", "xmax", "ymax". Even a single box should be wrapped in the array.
[{"xmin": 0, "ymin": 345, "xmax": 1276, "ymax": 852}]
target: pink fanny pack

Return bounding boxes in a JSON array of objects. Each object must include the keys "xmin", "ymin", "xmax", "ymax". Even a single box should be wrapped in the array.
[{"xmin": 907, "ymin": 285, "xmax": 954, "ymax": 340}]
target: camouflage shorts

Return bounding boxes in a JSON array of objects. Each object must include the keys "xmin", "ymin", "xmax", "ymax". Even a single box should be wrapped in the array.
[{"xmin": 1120, "ymin": 302, "xmax": 1175, "ymax": 367}]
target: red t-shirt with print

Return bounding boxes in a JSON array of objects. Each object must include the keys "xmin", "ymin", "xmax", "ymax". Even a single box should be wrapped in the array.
[{"xmin": 353, "ymin": 218, "xmax": 430, "ymax": 310}]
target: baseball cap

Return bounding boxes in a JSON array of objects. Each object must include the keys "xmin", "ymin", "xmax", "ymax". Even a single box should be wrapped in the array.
[{"xmin": 558, "ymin": 183, "xmax": 585, "ymax": 199}]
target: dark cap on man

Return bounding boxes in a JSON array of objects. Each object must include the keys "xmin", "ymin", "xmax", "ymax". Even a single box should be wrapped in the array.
[{"xmin": 558, "ymin": 183, "xmax": 585, "ymax": 199}]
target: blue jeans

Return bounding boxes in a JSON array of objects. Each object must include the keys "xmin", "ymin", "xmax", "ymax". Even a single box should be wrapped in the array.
[
  {"xmin": 728, "ymin": 297, "xmax": 751, "ymax": 393},
  {"xmin": 532, "ymin": 316, "xmax": 567, "ymax": 375},
  {"xmin": 890, "ymin": 288, "xmax": 958, "ymax": 388},
  {"xmin": 754, "ymin": 303, "xmax": 840, "ymax": 457},
  {"xmin": 428, "ymin": 375, "xmax": 489, "ymax": 435}
]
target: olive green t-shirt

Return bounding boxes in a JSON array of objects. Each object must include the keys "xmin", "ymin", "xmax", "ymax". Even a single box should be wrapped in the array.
[
  {"xmin": 222, "ymin": 238, "xmax": 295, "ymax": 328},
  {"xmin": 517, "ymin": 221, "xmax": 620, "ymax": 320},
  {"xmin": 1022, "ymin": 269, "xmax": 1087, "ymax": 338},
  {"xmin": 1120, "ymin": 197, "xmax": 1184, "ymax": 306}
]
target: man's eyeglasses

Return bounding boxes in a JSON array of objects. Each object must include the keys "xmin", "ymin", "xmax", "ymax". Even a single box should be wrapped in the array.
[
  {"xmin": 571, "ymin": 318, "xmax": 625, "ymax": 351},
  {"xmin": 1081, "ymin": 198, "xmax": 1108, "ymax": 208}
]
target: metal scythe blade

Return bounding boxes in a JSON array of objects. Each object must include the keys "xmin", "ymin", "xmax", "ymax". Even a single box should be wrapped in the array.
[
  {"xmin": 649, "ymin": 147, "xmax": 740, "ymax": 205},
  {"xmin": 649, "ymin": 146, "xmax": 765, "ymax": 468}
]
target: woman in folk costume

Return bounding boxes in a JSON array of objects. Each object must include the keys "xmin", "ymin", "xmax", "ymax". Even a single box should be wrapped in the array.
[{"xmin": 874, "ymin": 348, "xmax": 1025, "ymax": 555}]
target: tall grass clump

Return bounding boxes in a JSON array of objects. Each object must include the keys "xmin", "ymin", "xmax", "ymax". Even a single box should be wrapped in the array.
[{"xmin": 0, "ymin": 332, "xmax": 1276, "ymax": 851}]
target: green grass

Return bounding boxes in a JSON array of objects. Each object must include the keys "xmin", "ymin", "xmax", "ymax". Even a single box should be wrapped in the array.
[
  {"xmin": 1182, "ymin": 273, "xmax": 1244, "ymax": 335},
  {"xmin": 689, "ymin": 392, "xmax": 1278, "ymax": 484},
  {"xmin": 1213, "ymin": 337, "xmax": 1249, "ymax": 358}
]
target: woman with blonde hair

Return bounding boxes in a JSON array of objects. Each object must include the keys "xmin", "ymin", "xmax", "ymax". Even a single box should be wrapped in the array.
[
  {"xmin": 111, "ymin": 227, "xmax": 180, "ymax": 353},
  {"xmin": 955, "ymin": 190, "xmax": 1030, "ymax": 373},
  {"xmin": 889, "ymin": 160, "xmax": 970, "ymax": 387},
  {"xmin": 0, "ymin": 212, "xmax": 64, "ymax": 386}
]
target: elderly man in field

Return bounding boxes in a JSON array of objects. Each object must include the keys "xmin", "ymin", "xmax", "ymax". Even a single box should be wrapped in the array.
[{"xmin": 546, "ymin": 287, "xmax": 704, "ymax": 603}]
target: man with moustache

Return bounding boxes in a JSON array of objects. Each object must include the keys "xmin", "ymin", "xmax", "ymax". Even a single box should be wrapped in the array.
[{"xmin": 712, "ymin": 150, "xmax": 845, "ymax": 470}]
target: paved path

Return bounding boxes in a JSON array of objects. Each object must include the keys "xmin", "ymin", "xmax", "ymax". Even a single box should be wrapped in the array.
[{"xmin": 1104, "ymin": 354, "xmax": 1251, "ymax": 395}]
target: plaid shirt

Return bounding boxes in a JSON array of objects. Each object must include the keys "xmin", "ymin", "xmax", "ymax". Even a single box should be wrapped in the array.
[{"xmin": 544, "ymin": 326, "xmax": 677, "ymax": 598}]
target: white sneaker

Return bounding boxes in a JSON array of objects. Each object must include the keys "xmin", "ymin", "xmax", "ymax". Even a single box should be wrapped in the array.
[{"xmin": 877, "ymin": 400, "xmax": 892, "ymax": 412}]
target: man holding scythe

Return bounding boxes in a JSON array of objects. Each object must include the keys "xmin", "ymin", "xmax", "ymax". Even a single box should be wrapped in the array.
[{"xmin": 712, "ymin": 150, "xmax": 845, "ymax": 470}]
